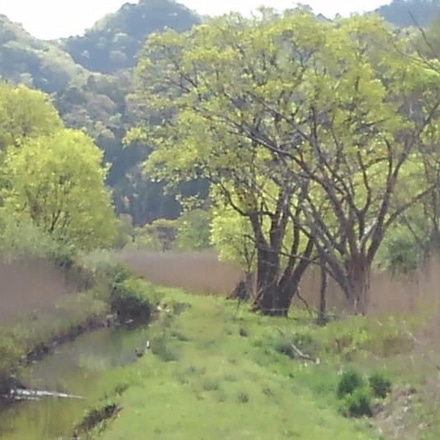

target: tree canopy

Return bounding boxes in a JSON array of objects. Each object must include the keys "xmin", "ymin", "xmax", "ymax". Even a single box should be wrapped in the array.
[
  {"xmin": 2, "ymin": 128, "xmax": 117, "ymax": 250},
  {"xmin": 0, "ymin": 82, "xmax": 63, "ymax": 149},
  {"xmin": 133, "ymin": 8, "xmax": 440, "ymax": 314}
]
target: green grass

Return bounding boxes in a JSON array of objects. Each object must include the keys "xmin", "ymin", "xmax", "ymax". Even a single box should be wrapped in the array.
[
  {"xmin": 0, "ymin": 288, "xmax": 110, "ymax": 391},
  {"xmin": 92, "ymin": 291, "xmax": 380, "ymax": 440}
]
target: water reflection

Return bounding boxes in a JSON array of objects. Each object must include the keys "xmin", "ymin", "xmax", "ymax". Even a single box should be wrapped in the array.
[{"xmin": 0, "ymin": 325, "xmax": 150, "ymax": 440}]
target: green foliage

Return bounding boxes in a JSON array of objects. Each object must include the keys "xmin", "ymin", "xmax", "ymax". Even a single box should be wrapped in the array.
[
  {"xmin": 112, "ymin": 215, "xmax": 135, "ymax": 249},
  {"xmin": 210, "ymin": 205, "xmax": 256, "ymax": 270},
  {"xmin": 377, "ymin": 225, "xmax": 422, "ymax": 274},
  {"xmin": 337, "ymin": 369, "xmax": 365, "ymax": 399},
  {"xmin": 369, "ymin": 372, "xmax": 392, "ymax": 399},
  {"xmin": 133, "ymin": 218, "xmax": 179, "ymax": 251},
  {"xmin": 0, "ymin": 16, "xmax": 88, "ymax": 94},
  {"xmin": 0, "ymin": 82, "xmax": 63, "ymax": 149},
  {"xmin": 175, "ymin": 208, "xmax": 211, "ymax": 251},
  {"xmin": 77, "ymin": 250, "xmax": 131, "ymax": 286},
  {"xmin": 336, "ymin": 369, "xmax": 374, "ymax": 418},
  {"xmin": 340, "ymin": 387, "xmax": 373, "ymax": 418},
  {"xmin": 92, "ymin": 290, "xmax": 375, "ymax": 439},
  {"xmin": 2, "ymin": 128, "xmax": 117, "ymax": 250},
  {"xmin": 272, "ymin": 331, "xmax": 320, "ymax": 360},
  {"xmin": 63, "ymin": 0, "xmax": 200, "ymax": 73},
  {"xmin": 321, "ymin": 316, "xmax": 415, "ymax": 359},
  {"xmin": 150, "ymin": 334, "xmax": 181, "ymax": 362},
  {"xmin": 0, "ymin": 214, "xmax": 59, "ymax": 261},
  {"xmin": 134, "ymin": 8, "xmax": 440, "ymax": 314},
  {"xmin": 336, "ymin": 369, "xmax": 392, "ymax": 418},
  {"xmin": 74, "ymin": 401, "xmax": 121, "ymax": 436},
  {"xmin": 110, "ymin": 278, "xmax": 159, "ymax": 324}
]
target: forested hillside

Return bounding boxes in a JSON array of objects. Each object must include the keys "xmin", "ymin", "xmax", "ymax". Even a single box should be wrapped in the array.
[
  {"xmin": 376, "ymin": 0, "xmax": 440, "ymax": 27},
  {"xmin": 1, "ymin": 0, "xmax": 440, "ymax": 254},
  {"xmin": 0, "ymin": 0, "xmax": 202, "ymax": 230},
  {"xmin": 62, "ymin": 0, "xmax": 200, "ymax": 73}
]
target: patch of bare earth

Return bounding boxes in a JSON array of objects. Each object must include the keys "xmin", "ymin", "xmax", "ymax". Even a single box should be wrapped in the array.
[{"xmin": 373, "ymin": 386, "xmax": 420, "ymax": 439}]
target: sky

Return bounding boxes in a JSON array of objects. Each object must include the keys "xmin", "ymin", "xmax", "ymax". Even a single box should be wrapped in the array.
[{"xmin": 1, "ymin": 0, "xmax": 390, "ymax": 40}]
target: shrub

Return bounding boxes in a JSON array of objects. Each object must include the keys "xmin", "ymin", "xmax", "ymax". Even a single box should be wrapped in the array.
[
  {"xmin": 110, "ymin": 278, "xmax": 157, "ymax": 325},
  {"xmin": 369, "ymin": 372, "xmax": 392, "ymax": 399},
  {"xmin": 337, "ymin": 368, "xmax": 365, "ymax": 399},
  {"xmin": 79, "ymin": 250, "xmax": 131, "ymax": 284},
  {"xmin": 341, "ymin": 387, "xmax": 373, "ymax": 418},
  {"xmin": 336, "ymin": 368, "xmax": 392, "ymax": 418}
]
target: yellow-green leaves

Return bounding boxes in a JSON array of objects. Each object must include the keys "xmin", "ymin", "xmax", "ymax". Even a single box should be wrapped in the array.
[
  {"xmin": 133, "ymin": 8, "xmax": 440, "ymax": 312},
  {"xmin": 2, "ymin": 129, "xmax": 117, "ymax": 250},
  {"xmin": 0, "ymin": 82, "xmax": 62, "ymax": 149}
]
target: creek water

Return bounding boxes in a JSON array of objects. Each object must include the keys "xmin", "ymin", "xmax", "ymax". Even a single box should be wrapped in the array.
[{"xmin": 0, "ymin": 325, "xmax": 150, "ymax": 439}]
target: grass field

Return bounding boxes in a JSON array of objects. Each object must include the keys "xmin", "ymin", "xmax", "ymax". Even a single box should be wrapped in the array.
[
  {"xmin": 71, "ymin": 282, "xmax": 440, "ymax": 440},
  {"xmin": 3, "ymin": 252, "xmax": 440, "ymax": 439},
  {"xmin": 93, "ymin": 290, "xmax": 377, "ymax": 440}
]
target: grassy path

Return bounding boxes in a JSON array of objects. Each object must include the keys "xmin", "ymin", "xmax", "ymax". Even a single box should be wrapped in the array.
[{"xmin": 98, "ymin": 291, "xmax": 377, "ymax": 440}]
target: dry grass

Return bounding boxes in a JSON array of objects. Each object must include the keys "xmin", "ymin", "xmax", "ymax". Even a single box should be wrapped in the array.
[
  {"xmin": 117, "ymin": 250, "xmax": 242, "ymax": 296},
  {"xmin": 0, "ymin": 259, "xmax": 78, "ymax": 325},
  {"xmin": 296, "ymin": 262, "xmax": 440, "ymax": 317},
  {"xmin": 2, "ymin": 249, "xmax": 440, "ymax": 328},
  {"xmin": 118, "ymin": 250, "xmax": 440, "ymax": 317}
]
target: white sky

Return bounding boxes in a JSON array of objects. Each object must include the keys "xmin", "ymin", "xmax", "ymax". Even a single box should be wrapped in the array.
[{"xmin": 1, "ymin": 0, "xmax": 390, "ymax": 40}]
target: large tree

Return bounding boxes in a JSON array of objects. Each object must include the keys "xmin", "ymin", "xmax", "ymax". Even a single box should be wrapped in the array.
[
  {"xmin": 277, "ymin": 15, "xmax": 440, "ymax": 314},
  {"xmin": 133, "ymin": 9, "xmax": 440, "ymax": 315},
  {"xmin": 1, "ymin": 129, "xmax": 117, "ymax": 250},
  {"xmin": 133, "ymin": 8, "xmax": 318, "ymax": 315},
  {"xmin": 0, "ymin": 82, "xmax": 63, "ymax": 150}
]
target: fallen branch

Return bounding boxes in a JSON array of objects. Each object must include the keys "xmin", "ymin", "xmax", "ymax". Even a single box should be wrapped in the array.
[{"xmin": 276, "ymin": 328, "xmax": 320, "ymax": 364}]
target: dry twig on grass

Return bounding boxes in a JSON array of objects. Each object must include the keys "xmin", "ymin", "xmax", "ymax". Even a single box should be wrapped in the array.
[{"xmin": 276, "ymin": 328, "xmax": 320, "ymax": 364}]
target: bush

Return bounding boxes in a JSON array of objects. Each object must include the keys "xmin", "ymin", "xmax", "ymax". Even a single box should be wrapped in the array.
[
  {"xmin": 341, "ymin": 387, "xmax": 373, "ymax": 418},
  {"xmin": 0, "ymin": 215, "xmax": 58, "ymax": 261},
  {"xmin": 110, "ymin": 277, "xmax": 157, "ymax": 325},
  {"xmin": 337, "ymin": 368, "xmax": 365, "ymax": 399},
  {"xmin": 336, "ymin": 368, "xmax": 392, "ymax": 418},
  {"xmin": 79, "ymin": 250, "xmax": 131, "ymax": 283},
  {"xmin": 369, "ymin": 372, "xmax": 392, "ymax": 399}
]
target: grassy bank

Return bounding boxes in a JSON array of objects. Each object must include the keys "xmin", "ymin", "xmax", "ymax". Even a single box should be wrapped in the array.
[
  {"xmin": 70, "ymin": 288, "xmax": 440, "ymax": 440},
  {"xmin": 0, "ymin": 254, "xmax": 159, "ymax": 396}
]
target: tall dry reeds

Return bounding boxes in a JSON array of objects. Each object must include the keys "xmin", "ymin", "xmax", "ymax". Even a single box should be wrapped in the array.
[
  {"xmin": 0, "ymin": 259, "xmax": 79, "ymax": 324},
  {"xmin": 118, "ymin": 250, "xmax": 440, "ymax": 317}
]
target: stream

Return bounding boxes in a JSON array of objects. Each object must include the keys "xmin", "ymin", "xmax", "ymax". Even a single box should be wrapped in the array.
[{"xmin": 0, "ymin": 325, "xmax": 150, "ymax": 439}]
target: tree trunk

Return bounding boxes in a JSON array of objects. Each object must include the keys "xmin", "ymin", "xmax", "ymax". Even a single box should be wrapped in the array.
[
  {"xmin": 317, "ymin": 261, "xmax": 328, "ymax": 326},
  {"xmin": 252, "ymin": 248, "xmax": 301, "ymax": 316},
  {"xmin": 253, "ymin": 283, "xmax": 298, "ymax": 317},
  {"xmin": 346, "ymin": 254, "xmax": 371, "ymax": 315}
]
